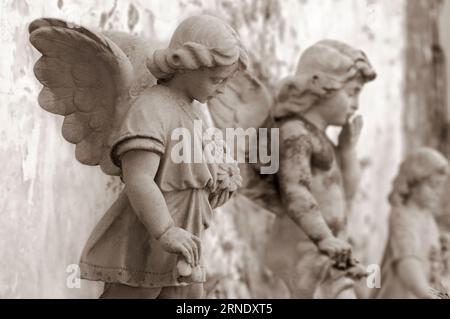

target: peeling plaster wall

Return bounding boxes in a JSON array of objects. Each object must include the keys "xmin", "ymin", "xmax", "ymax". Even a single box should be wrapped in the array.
[
  {"xmin": 439, "ymin": 0, "xmax": 450, "ymax": 122},
  {"xmin": 0, "ymin": 0, "xmax": 405, "ymax": 298},
  {"xmin": 439, "ymin": 1, "xmax": 450, "ymax": 234}
]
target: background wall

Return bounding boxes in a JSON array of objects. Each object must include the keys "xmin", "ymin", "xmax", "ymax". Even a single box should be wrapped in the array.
[
  {"xmin": 437, "ymin": 0, "xmax": 450, "ymax": 232},
  {"xmin": 0, "ymin": 0, "xmax": 413, "ymax": 298},
  {"xmin": 403, "ymin": 0, "xmax": 450, "ymax": 232},
  {"xmin": 439, "ymin": 0, "xmax": 450, "ymax": 124}
]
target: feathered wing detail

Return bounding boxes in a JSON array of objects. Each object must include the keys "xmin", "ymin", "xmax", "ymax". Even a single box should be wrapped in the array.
[
  {"xmin": 29, "ymin": 18, "xmax": 158, "ymax": 175},
  {"xmin": 103, "ymin": 31, "xmax": 161, "ymax": 98},
  {"xmin": 207, "ymin": 71, "xmax": 284, "ymax": 215},
  {"xmin": 209, "ymin": 71, "xmax": 273, "ymax": 130}
]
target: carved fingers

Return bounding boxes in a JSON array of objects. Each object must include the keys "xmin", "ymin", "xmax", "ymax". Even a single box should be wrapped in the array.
[
  {"xmin": 345, "ymin": 260, "xmax": 369, "ymax": 280},
  {"xmin": 158, "ymin": 227, "xmax": 202, "ymax": 267},
  {"xmin": 318, "ymin": 236, "xmax": 353, "ymax": 270},
  {"xmin": 338, "ymin": 115, "xmax": 364, "ymax": 150}
]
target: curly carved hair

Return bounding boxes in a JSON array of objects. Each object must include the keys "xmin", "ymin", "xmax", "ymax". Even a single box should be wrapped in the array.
[
  {"xmin": 389, "ymin": 148, "xmax": 449, "ymax": 207},
  {"xmin": 273, "ymin": 40, "xmax": 377, "ymax": 120},
  {"xmin": 147, "ymin": 15, "xmax": 249, "ymax": 80}
]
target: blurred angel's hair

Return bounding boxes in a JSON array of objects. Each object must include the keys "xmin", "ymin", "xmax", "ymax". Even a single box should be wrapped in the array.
[
  {"xmin": 147, "ymin": 15, "xmax": 248, "ymax": 81},
  {"xmin": 389, "ymin": 148, "xmax": 449, "ymax": 207},
  {"xmin": 273, "ymin": 40, "xmax": 377, "ymax": 120}
]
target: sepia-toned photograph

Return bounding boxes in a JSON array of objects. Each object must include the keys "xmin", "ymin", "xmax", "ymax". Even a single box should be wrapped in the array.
[{"xmin": 1, "ymin": 0, "xmax": 450, "ymax": 302}]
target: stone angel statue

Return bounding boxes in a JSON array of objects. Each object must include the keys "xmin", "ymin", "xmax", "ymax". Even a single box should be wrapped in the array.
[
  {"xmin": 207, "ymin": 40, "xmax": 377, "ymax": 298},
  {"xmin": 374, "ymin": 148, "xmax": 449, "ymax": 299},
  {"xmin": 29, "ymin": 15, "xmax": 248, "ymax": 299}
]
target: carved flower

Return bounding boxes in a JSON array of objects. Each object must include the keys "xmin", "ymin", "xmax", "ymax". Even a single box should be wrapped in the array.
[
  {"xmin": 203, "ymin": 133, "xmax": 243, "ymax": 193},
  {"xmin": 216, "ymin": 161, "xmax": 243, "ymax": 192},
  {"xmin": 203, "ymin": 135, "xmax": 226, "ymax": 164}
]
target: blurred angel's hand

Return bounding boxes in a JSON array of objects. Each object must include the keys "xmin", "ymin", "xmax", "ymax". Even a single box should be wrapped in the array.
[
  {"xmin": 345, "ymin": 261, "xmax": 369, "ymax": 280},
  {"xmin": 318, "ymin": 236, "xmax": 353, "ymax": 270}
]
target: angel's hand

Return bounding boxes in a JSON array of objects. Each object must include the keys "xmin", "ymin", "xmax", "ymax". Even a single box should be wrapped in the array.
[
  {"xmin": 337, "ymin": 115, "xmax": 363, "ymax": 151},
  {"xmin": 345, "ymin": 261, "xmax": 369, "ymax": 280},
  {"xmin": 176, "ymin": 258, "xmax": 204, "ymax": 283},
  {"xmin": 209, "ymin": 190, "xmax": 232, "ymax": 209},
  {"xmin": 318, "ymin": 236, "xmax": 353, "ymax": 269},
  {"xmin": 158, "ymin": 227, "xmax": 201, "ymax": 267}
]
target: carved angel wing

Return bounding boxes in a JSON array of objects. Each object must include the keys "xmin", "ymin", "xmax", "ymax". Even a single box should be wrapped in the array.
[
  {"xmin": 29, "ymin": 18, "xmax": 158, "ymax": 175},
  {"xmin": 207, "ymin": 71, "xmax": 284, "ymax": 215},
  {"xmin": 208, "ymin": 71, "xmax": 273, "ymax": 130}
]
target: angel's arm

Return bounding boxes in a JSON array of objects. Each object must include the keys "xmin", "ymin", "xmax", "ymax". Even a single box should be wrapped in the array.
[
  {"xmin": 336, "ymin": 146, "xmax": 361, "ymax": 201},
  {"xmin": 389, "ymin": 210, "xmax": 431, "ymax": 298},
  {"xmin": 121, "ymin": 150, "xmax": 174, "ymax": 238},
  {"xmin": 396, "ymin": 258, "xmax": 431, "ymax": 299},
  {"xmin": 336, "ymin": 116, "xmax": 363, "ymax": 201},
  {"xmin": 278, "ymin": 121, "xmax": 334, "ymax": 243},
  {"xmin": 121, "ymin": 150, "xmax": 201, "ymax": 266}
]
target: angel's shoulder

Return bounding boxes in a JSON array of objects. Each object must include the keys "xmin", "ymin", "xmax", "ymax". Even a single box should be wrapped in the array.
[
  {"xmin": 132, "ymin": 85, "xmax": 179, "ymax": 111},
  {"xmin": 277, "ymin": 117, "xmax": 313, "ymax": 147},
  {"xmin": 124, "ymin": 85, "xmax": 182, "ymax": 127},
  {"xmin": 117, "ymin": 85, "xmax": 182, "ymax": 134},
  {"xmin": 277, "ymin": 116, "xmax": 312, "ymax": 136}
]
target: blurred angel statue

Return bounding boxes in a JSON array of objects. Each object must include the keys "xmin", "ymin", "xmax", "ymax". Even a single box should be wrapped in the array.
[
  {"xmin": 208, "ymin": 40, "xmax": 377, "ymax": 298},
  {"xmin": 374, "ymin": 148, "xmax": 449, "ymax": 299}
]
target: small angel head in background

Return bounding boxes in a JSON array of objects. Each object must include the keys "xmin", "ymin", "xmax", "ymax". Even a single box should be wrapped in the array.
[
  {"xmin": 389, "ymin": 147, "xmax": 449, "ymax": 212},
  {"xmin": 274, "ymin": 40, "xmax": 376, "ymax": 146},
  {"xmin": 147, "ymin": 15, "xmax": 249, "ymax": 104}
]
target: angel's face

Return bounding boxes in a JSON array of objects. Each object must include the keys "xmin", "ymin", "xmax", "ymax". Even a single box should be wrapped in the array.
[
  {"xmin": 317, "ymin": 78, "xmax": 363, "ymax": 126},
  {"xmin": 410, "ymin": 172, "xmax": 448, "ymax": 212},
  {"xmin": 183, "ymin": 63, "xmax": 238, "ymax": 103}
]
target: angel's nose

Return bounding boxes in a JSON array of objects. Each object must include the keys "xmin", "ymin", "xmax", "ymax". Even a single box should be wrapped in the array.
[
  {"xmin": 216, "ymin": 80, "xmax": 228, "ymax": 95},
  {"xmin": 216, "ymin": 86, "xmax": 226, "ymax": 95},
  {"xmin": 350, "ymin": 97, "xmax": 359, "ymax": 111}
]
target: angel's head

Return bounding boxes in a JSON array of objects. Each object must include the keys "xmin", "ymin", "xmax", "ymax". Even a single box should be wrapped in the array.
[
  {"xmin": 273, "ymin": 40, "xmax": 376, "ymax": 126},
  {"xmin": 389, "ymin": 148, "xmax": 449, "ymax": 212},
  {"xmin": 147, "ymin": 15, "xmax": 249, "ymax": 103}
]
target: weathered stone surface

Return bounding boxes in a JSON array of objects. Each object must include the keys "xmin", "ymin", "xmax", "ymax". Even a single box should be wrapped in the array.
[{"xmin": 0, "ymin": 0, "xmax": 406, "ymax": 298}]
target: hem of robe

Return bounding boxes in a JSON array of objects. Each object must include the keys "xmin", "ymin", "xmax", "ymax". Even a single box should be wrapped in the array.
[{"xmin": 79, "ymin": 261, "xmax": 206, "ymax": 288}]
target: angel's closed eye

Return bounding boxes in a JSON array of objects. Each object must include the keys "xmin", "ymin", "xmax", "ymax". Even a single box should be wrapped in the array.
[{"xmin": 347, "ymin": 87, "xmax": 361, "ymax": 97}]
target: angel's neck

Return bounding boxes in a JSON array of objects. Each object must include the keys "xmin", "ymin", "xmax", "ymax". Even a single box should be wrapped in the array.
[
  {"xmin": 302, "ymin": 110, "xmax": 328, "ymax": 132},
  {"xmin": 160, "ymin": 79, "xmax": 194, "ymax": 105}
]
